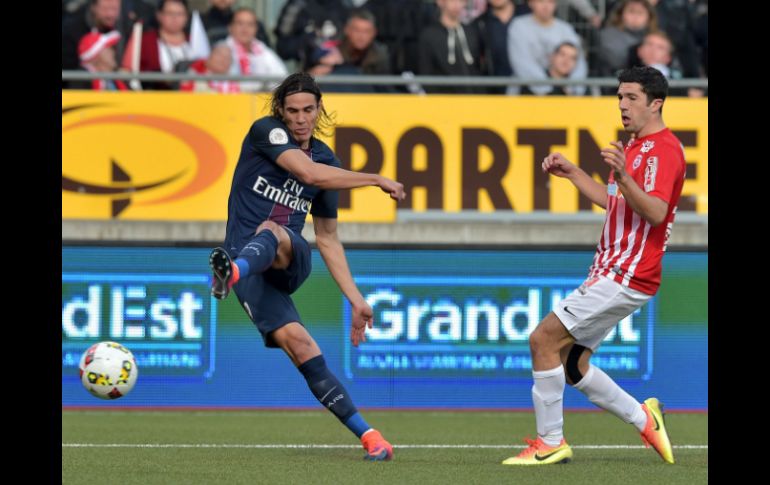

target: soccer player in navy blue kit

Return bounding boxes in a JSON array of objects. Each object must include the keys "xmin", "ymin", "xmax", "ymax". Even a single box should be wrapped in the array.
[{"xmin": 209, "ymin": 73, "xmax": 404, "ymax": 461}]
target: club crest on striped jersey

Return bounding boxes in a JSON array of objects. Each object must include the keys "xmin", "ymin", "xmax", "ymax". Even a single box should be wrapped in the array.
[{"xmin": 640, "ymin": 140, "xmax": 655, "ymax": 153}]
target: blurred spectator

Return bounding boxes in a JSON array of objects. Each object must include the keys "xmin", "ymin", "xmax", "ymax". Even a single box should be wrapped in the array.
[
  {"xmin": 274, "ymin": 0, "xmax": 351, "ymax": 70},
  {"xmin": 521, "ymin": 41, "xmax": 580, "ymax": 95},
  {"xmin": 515, "ymin": 0, "xmax": 603, "ymax": 28},
  {"xmin": 647, "ymin": 0, "xmax": 701, "ymax": 78},
  {"xmin": 460, "ymin": 0, "xmax": 489, "ymax": 24},
  {"xmin": 307, "ymin": 8, "xmax": 389, "ymax": 76},
  {"xmin": 337, "ymin": 8, "xmax": 390, "ymax": 75},
  {"xmin": 225, "ymin": 8, "xmax": 288, "ymax": 92},
  {"xmin": 63, "ymin": 1, "xmax": 157, "ymax": 77},
  {"xmin": 472, "ymin": 0, "xmax": 518, "ymax": 94},
  {"xmin": 633, "ymin": 30, "xmax": 701, "ymax": 96},
  {"xmin": 121, "ymin": 0, "xmax": 197, "ymax": 90},
  {"xmin": 635, "ymin": 31, "xmax": 674, "ymax": 76},
  {"xmin": 363, "ymin": 0, "xmax": 438, "ymax": 76},
  {"xmin": 507, "ymin": 0, "xmax": 587, "ymax": 95},
  {"xmin": 308, "ymin": 8, "xmax": 392, "ymax": 93},
  {"xmin": 201, "ymin": 0, "xmax": 271, "ymax": 47},
  {"xmin": 179, "ymin": 43, "xmax": 240, "ymax": 93},
  {"xmin": 596, "ymin": 0, "xmax": 657, "ymax": 77},
  {"xmin": 418, "ymin": 0, "xmax": 484, "ymax": 94},
  {"xmin": 69, "ymin": 30, "xmax": 130, "ymax": 90},
  {"xmin": 63, "ymin": 0, "xmax": 122, "ymax": 74}
]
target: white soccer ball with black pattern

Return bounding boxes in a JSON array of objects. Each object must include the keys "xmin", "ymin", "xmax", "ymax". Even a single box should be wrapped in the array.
[{"xmin": 79, "ymin": 341, "xmax": 138, "ymax": 400}]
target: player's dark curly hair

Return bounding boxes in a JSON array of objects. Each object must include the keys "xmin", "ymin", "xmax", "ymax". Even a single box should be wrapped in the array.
[
  {"xmin": 270, "ymin": 72, "xmax": 336, "ymax": 137},
  {"xmin": 618, "ymin": 66, "xmax": 668, "ymax": 114}
]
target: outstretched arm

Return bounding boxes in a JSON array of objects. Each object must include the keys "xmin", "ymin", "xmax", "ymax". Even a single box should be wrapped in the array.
[
  {"xmin": 313, "ymin": 216, "xmax": 372, "ymax": 347},
  {"xmin": 276, "ymin": 149, "xmax": 406, "ymax": 201},
  {"xmin": 542, "ymin": 152, "xmax": 607, "ymax": 209}
]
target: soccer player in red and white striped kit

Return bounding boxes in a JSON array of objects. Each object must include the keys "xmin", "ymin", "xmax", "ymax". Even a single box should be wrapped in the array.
[{"xmin": 504, "ymin": 66, "xmax": 684, "ymax": 466}]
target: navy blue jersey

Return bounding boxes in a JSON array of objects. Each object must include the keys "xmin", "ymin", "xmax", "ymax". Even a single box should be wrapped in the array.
[{"xmin": 224, "ymin": 116, "xmax": 340, "ymax": 254}]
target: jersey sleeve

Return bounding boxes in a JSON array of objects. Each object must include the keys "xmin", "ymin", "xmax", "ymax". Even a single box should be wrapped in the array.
[
  {"xmin": 310, "ymin": 154, "xmax": 341, "ymax": 218},
  {"xmin": 642, "ymin": 143, "xmax": 685, "ymax": 204},
  {"xmin": 247, "ymin": 117, "xmax": 300, "ymax": 163}
]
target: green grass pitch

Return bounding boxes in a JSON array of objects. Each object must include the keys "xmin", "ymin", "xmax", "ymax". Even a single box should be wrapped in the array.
[{"xmin": 62, "ymin": 409, "xmax": 707, "ymax": 484}]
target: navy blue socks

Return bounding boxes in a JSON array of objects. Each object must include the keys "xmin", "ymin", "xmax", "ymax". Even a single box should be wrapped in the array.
[{"xmin": 298, "ymin": 355, "xmax": 371, "ymax": 438}]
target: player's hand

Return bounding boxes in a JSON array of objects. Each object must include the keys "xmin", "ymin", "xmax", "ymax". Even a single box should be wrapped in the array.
[
  {"xmin": 542, "ymin": 152, "xmax": 576, "ymax": 178},
  {"xmin": 350, "ymin": 301, "xmax": 374, "ymax": 347},
  {"xmin": 378, "ymin": 176, "xmax": 406, "ymax": 201},
  {"xmin": 601, "ymin": 141, "xmax": 627, "ymax": 181}
]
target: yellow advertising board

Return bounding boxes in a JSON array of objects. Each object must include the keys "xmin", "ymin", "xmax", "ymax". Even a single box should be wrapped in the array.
[{"xmin": 62, "ymin": 92, "xmax": 707, "ymax": 221}]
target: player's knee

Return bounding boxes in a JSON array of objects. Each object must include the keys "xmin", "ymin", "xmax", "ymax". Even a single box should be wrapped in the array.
[
  {"xmin": 257, "ymin": 220, "xmax": 281, "ymax": 236},
  {"xmin": 257, "ymin": 221, "xmax": 289, "ymax": 253},
  {"xmin": 290, "ymin": 334, "xmax": 319, "ymax": 362},
  {"xmin": 529, "ymin": 326, "xmax": 551, "ymax": 354},
  {"xmin": 530, "ymin": 325, "xmax": 566, "ymax": 365}
]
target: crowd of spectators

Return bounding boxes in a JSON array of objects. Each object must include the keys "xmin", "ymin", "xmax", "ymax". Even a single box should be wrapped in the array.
[{"xmin": 62, "ymin": 0, "xmax": 708, "ymax": 95}]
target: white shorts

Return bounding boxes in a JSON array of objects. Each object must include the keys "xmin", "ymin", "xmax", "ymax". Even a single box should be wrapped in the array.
[{"xmin": 552, "ymin": 276, "xmax": 652, "ymax": 351}]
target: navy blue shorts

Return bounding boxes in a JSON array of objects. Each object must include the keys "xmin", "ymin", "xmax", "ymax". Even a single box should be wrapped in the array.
[{"xmin": 231, "ymin": 227, "xmax": 312, "ymax": 348}]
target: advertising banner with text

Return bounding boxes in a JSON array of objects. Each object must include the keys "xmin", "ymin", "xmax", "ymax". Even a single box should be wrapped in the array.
[
  {"xmin": 63, "ymin": 92, "xmax": 707, "ymax": 221},
  {"xmin": 62, "ymin": 246, "xmax": 707, "ymax": 409}
]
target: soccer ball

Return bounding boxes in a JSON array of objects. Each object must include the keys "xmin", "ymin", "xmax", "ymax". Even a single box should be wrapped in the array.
[{"xmin": 79, "ymin": 341, "xmax": 138, "ymax": 400}]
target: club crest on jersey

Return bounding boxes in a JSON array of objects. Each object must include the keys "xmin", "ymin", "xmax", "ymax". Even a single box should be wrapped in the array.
[
  {"xmin": 269, "ymin": 128, "xmax": 289, "ymax": 145},
  {"xmin": 640, "ymin": 140, "xmax": 655, "ymax": 153},
  {"xmin": 632, "ymin": 154, "xmax": 643, "ymax": 170}
]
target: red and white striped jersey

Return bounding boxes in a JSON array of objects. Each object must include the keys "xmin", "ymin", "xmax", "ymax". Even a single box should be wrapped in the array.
[{"xmin": 587, "ymin": 128, "xmax": 686, "ymax": 295}]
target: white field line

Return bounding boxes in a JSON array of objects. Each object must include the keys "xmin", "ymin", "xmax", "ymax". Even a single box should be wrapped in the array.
[{"xmin": 62, "ymin": 443, "xmax": 708, "ymax": 450}]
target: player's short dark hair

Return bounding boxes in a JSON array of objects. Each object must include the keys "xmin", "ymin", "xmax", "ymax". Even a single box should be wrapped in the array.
[
  {"xmin": 618, "ymin": 66, "xmax": 668, "ymax": 113},
  {"xmin": 270, "ymin": 72, "xmax": 335, "ymax": 137}
]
